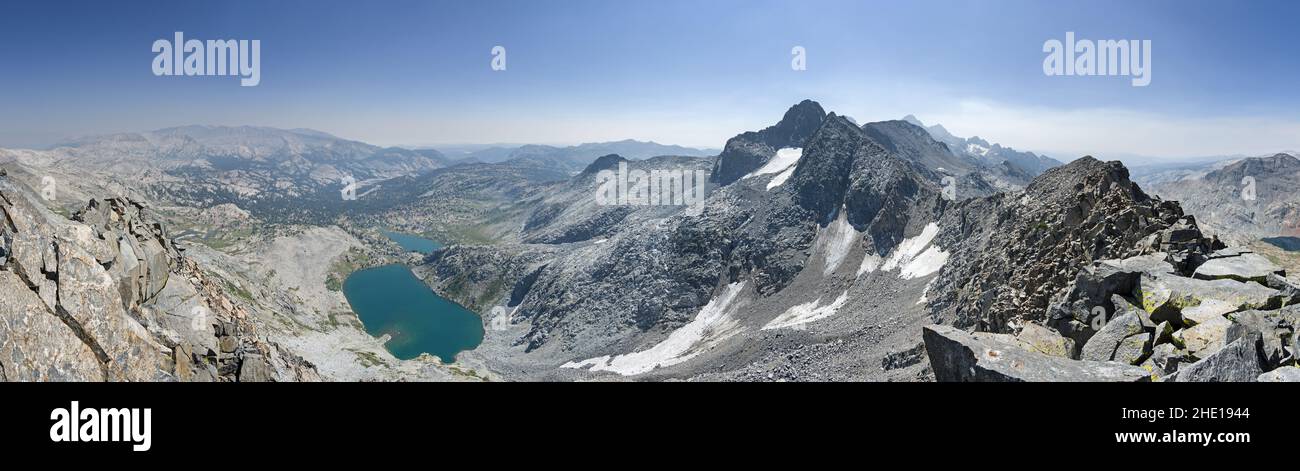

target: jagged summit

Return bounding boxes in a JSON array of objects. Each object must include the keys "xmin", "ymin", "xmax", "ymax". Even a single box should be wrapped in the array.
[
  {"xmin": 767, "ymin": 99, "xmax": 827, "ymax": 145},
  {"xmin": 709, "ymin": 100, "xmax": 827, "ymax": 185},
  {"xmin": 927, "ymin": 155, "xmax": 1203, "ymax": 334}
]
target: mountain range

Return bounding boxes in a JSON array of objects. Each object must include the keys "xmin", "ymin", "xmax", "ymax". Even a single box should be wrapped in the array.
[
  {"xmin": 2, "ymin": 100, "xmax": 1297, "ymax": 382},
  {"xmin": 448, "ymin": 140, "xmax": 717, "ymax": 171},
  {"xmin": 902, "ymin": 114, "xmax": 1064, "ymax": 176}
]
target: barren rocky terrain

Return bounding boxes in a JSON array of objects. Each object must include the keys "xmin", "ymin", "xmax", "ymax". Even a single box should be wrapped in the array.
[{"xmin": 2, "ymin": 101, "xmax": 1296, "ymax": 382}]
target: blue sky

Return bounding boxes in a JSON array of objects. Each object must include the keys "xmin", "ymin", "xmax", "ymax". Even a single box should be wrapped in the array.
[{"xmin": 1, "ymin": 0, "xmax": 1297, "ymax": 160}]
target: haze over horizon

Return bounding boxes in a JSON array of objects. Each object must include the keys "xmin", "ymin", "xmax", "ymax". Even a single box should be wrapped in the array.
[{"xmin": 2, "ymin": 0, "xmax": 1298, "ymax": 162}]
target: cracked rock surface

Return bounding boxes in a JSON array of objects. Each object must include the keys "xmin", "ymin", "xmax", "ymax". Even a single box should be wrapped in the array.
[{"xmin": 0, "ymin": 178, "xmax": 319, "ymax": 381}]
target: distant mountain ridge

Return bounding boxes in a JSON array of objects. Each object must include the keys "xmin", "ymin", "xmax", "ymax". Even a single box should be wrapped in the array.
[
  {"xmin": 902, "ymin": 114, "xmax": 1063, "ymax": 175},
  {"xmin": 452, "ymin": 139, "xmax": 717, "ymax": 171},
  {"xmin": 1140, "ymin": 153, "xmax": 1300, "ymax": 245}
]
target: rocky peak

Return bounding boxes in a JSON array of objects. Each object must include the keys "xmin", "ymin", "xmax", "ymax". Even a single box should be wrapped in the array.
[
  {"xmin": 765, "ymin": 99, "xmax": 827, "ymax": 147},
  {"xmin": 1023, "ymin": 156, "xmax": 1149, "ymax": 210},
  {"xmin": 926, "ymin": 123, "xmax": 957, "ymax": 142},
  {"xmin": 789, "ymin": 113, "xmax": 941, "ymax": 252},
  {"xmin": 927, "ymin": 156, "xmax": 1202, "ymax": 333},
  {"xmin": 709, "ymin": 100, "xmax": 827, "ymax": 185},
  {"xmin": 789, "ymin": 113, "xmax": 879, "ymax": 216},
  {"xmin": 862, "ymin": 120, "xmax": 937, "ymax": 144}
]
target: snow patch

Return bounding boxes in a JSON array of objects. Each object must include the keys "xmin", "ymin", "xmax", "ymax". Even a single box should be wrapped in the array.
[
  {"xmin": 745, "ymin": 147, "xmax": 802, "ymax": 178},
  {"xmin": 562, "ymin": 282, "xmax": 747, "ymax": 376},
  {"xmin": 766, "ymin": 165, "xmax": 797, "ymax": 190},
  {"xmin": 900, "ymin": 245, "xmax": 950, "ymax": 279},
  {"xmin": 966, "ymin": 143, "xmax": 990, "ymax": 156},
  {"xmin": 856, "ymin": 254, "xmax": 881, "ymax": 276},
  {"xmin": 881, "ymin": 223, "xmax": 940, "ymax": 271},
  {"xmin": 741, "ymin": 147, "xmax": 802, "ymax": 190},
  {"xmin": 762, "ymin": 291, "xmax": 850, "ymax": 330},
  {"xmin": 862, "ymin": 222, "xmax": 949, "ymax": 280},
  {"xmin": 815, "ymin": 210, "xmax": 861, "ymax": 276}
]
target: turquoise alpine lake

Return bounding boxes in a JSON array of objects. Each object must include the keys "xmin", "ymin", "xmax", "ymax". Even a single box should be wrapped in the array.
[
  {"xmin": 1262, "ymin": 236, "xmax": 1300, "ymax": 252},
  {"xmin": 382, "ymin": 231, "xmax": 442, "ymax": 254},
  {"xmin": 342, "ymin": 264, "xmax": 483, "ymax": 362}
]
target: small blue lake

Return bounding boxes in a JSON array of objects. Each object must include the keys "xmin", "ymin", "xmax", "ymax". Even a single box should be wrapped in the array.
[
  {"xmin": 383, "ymin": 231, "xmax": 442, "ymax": 254},
  {"xmin": 1262, "ymin": 236, "xmax": 1300, "ymax": 252},
  {"xmin": 343, "ymin": 264, "xmax": 484, "ymax": 363}
]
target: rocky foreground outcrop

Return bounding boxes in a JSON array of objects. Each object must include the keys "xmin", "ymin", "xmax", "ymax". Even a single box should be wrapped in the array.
[
  {"xmin": 926, "ymin": 235, "xmax": 1300, "ymax": 381},
  {"xmin": 928, "ymin": 157, "xmax": 1217, "ymax": 334},
  {"xmin": 0, "ymin": 176, "xmax": 319, "ymax": 381},
  {"xmin": 922, "ymin": 325, "xmax": 1150, "ymax": 382}
]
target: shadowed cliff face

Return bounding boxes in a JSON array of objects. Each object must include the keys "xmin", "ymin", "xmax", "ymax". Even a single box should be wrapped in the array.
[{"xmin": 0, "ymin": 176, "xmax": 319, "ymax": 382}]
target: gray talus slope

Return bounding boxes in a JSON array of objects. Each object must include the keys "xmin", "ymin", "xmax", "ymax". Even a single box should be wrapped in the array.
[{"xmin": 927, "ymin": 233, "xmax": 1300, "ymax": 382}]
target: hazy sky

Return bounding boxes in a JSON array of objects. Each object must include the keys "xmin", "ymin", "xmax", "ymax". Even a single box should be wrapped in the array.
[{"xmin": 1, "ymin": 0, "xmax": 1297, "ymax": 161}]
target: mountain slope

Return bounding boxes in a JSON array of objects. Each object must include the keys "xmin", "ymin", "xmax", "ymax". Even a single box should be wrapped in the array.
[
  {"xmin": 418, "ymin": 100, "xmax": 1274, "ymax": 382},
  {"xmin": 1143, "ymin": 153, "xmax": 1300, "ymax": 245},
  {"xmin": 421, "ymin": 106, "xmax": 956, "ymax": 380}
]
